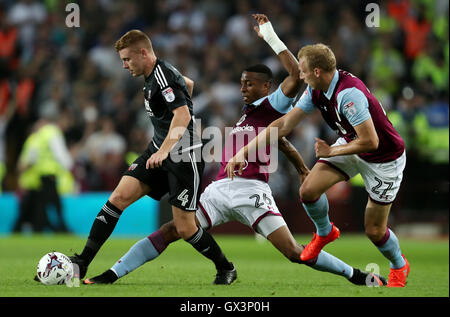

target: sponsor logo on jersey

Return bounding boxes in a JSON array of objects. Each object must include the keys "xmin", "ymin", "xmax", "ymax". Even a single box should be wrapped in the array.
[
  {"xmin": 162, "ymin": 87, "xmax": 175, "ymax": 102},
  {"xmin": 230, "ymin": 124, "xmax": 255, "ymax": 135},
  {"xmin": 235, "ymin": 114, "xmax": 247, "ymax": 126},
  {"xmin": 128, "ymin": 163, "xmax": 138, "ymax": 171}
]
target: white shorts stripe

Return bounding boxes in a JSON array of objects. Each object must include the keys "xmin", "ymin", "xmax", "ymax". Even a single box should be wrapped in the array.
[
  {"xmin": 153, "ymin": 140, "xmax": 202, "ymax": 154},
  {"xmin": 179, "ymin": 143, "xmax": 203, "ymax": 153},
  {"xmin": 188, "ymin": 152, "xmax": 199, "ymax": 210}
]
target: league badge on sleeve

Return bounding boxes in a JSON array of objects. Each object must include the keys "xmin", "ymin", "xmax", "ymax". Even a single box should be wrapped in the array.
[
  {"xmin": 162, "ymin": 87, "xmax": 175, "ymax": 103},
  {"xmin": 344, "ymin": 101, "xmax": 356, "ymax": 116}
]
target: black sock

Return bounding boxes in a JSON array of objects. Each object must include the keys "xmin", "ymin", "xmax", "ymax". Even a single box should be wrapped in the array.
[
  {"xmin": 80, "ymin": 200, "xmax": 122, "ymax": 264},
  {"xmin": 186, "ymin": 227, "xmax": 233, "ymax": 271}
]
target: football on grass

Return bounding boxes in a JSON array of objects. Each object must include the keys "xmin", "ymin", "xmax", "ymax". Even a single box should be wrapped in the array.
[{"xmin": 36, "ymin": 252, "xmax": 73, "ymax": 285}]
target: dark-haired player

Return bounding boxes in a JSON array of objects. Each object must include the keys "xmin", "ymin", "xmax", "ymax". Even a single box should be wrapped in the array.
[
  {"xmin": 84, "ymin": 14, "xmax": 386, "ymax": 287},
  {"xmin": 69, "ymin": 28, "xmax": 235, "ymax": 284},
  {"xmin": 227, "ymin": 41, "xmax": 409, "ymax": 287}
]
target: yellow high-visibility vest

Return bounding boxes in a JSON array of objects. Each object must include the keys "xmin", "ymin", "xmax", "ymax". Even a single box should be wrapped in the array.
[
  {"xmin": 18, "ymin": 124, "xmax": 74, "ymax": 194},
  {"xmin": 413, "ymin": 113, "xmax": 449, "ymax": 164}
]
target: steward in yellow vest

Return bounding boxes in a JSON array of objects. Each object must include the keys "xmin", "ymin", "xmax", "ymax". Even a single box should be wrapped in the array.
[{"xmin": 14, "ymin": 119, "xmax": 74, "ymax": 232}]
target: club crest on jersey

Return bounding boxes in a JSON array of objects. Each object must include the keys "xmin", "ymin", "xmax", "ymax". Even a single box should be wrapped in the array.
[
  {"xmin": 162, "ymin": 87, "xmax": 175, "ymax": 103},
  {"xmin": 144, "ymin": 99, "xmax": 154, "ymax": 117}
]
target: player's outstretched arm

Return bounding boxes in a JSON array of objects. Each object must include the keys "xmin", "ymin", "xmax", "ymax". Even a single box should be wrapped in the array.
[
  {"xmin": 252, "ymin": 13, "xmax": 301, "ymax": 98},
  {"xmin": 278, "ymin": 136, "xmax": 310, "ymax": 183}
]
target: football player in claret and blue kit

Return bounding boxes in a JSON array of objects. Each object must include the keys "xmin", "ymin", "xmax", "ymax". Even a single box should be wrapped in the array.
[{"xmin": 227, "ymin": 42, "xmax": 409, "ymax": 287}]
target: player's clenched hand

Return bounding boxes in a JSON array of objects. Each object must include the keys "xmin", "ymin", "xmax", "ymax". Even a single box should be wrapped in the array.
[
  {"xmin": 146, "ymin": 150, "xmax": 169, "ymax": 169},
  {"xmin": 314, "ymin": 137, "xmax": 332, "ymax": 158},
  {"xmin": 252, "ymin": 13, "xmax": 269, "ymax": 38},
  {"xmin": 225, "ymin": 152, "xmax": 246, "ymax": 180}
]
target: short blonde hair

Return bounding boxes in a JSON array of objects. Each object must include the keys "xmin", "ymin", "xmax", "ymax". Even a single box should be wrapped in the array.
[
  {"xmin": 298, "ymin": 43, "xmax": 336, "ymax": 72},
  {"xmin": 114, "ymin": 29, "xmax": 152, "ymax": 52}
]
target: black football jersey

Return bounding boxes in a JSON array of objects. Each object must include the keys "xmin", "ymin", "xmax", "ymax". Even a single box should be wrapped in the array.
[{"xmin": 143, "ymin": 59, "xmax": 202, "ymax": 152}]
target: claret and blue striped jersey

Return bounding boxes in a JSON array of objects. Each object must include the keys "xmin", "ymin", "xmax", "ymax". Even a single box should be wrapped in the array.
[
  {"xmin": 295, "ymin": 70, "xmax": 405, "ymax": 163},
  {"xmin": 216, "ymin": 85, "xmax": 295, "ymax": 182}
]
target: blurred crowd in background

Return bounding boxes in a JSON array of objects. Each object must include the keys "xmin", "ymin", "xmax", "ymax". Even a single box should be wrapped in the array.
[{"xmin": 0, "ymin": 0, "xmax": 448, "ymax": 230}]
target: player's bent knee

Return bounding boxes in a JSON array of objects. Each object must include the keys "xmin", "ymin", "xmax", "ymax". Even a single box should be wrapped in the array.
[
  {"xmin": 365, "ymin": 226, "xmax": 386, "ymax": 242},
  {"xmin": 109, "ymin": 190, "xmax": 135, "ymax": 210},
  {"xmin": 175, "ymin": 223, "xmax": 198, "ymax": 240},
  {"xmin": 172, "ymin": 207, "xmax": 198, "ymax": 240},
  {"xmin": 299, "ymin": 185, "xmax": 320, "ymax": 203},
  {"xmin": 109, "ymin": 176, "xmax": 147, "ymax": 210}
]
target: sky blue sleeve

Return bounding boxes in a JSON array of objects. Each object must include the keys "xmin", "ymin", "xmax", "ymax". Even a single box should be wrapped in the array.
[
  {"xmin": 294, "ymin": 86, "xmax": 315, "ymax": 114},
  {"xmin": 267, "ymin": 84, "xmax": 295, "ymax": 114},
  {"xmin": 337, "ymin": 88, "xmax": 371, "ymax": 126}
]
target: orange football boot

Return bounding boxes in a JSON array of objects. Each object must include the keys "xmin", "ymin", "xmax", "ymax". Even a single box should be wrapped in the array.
[
  {"xmin": 387, "ymin": 255, "xmax": 410, "ymax": 287},
  {"xmin": 300, "ymin": 223, "xmax": 340, "ymax": 261},
  {"xmin": 83, "ymin": 278, "xmax": 95, "ymax": 285}
]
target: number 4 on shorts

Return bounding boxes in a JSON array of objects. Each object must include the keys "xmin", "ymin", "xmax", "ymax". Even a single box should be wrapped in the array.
[{"xmin": 177, "ymin": 189, "xmax": 189, "ymax": 207}]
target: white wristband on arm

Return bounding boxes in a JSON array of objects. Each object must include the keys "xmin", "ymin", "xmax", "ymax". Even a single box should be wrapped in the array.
[{"xmin": 259, "ymin": 22, "xmax": 287, "ymax": 55}]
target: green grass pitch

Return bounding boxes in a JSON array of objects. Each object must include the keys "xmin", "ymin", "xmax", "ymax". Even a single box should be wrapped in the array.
[{"xmin": 0, "ymin": 234, "xmax": 448, "ymax": 297}]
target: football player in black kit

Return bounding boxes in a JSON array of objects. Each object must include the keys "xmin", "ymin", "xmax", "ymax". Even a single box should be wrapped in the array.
[{"xmin": 69, "ymin": 30, "xmax": 236, "ymax": 284}]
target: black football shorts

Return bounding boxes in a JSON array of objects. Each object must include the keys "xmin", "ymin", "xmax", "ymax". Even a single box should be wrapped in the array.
[{"xmin": 123, "ymin": 143, "xmax": 204, "ymax": 211}]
